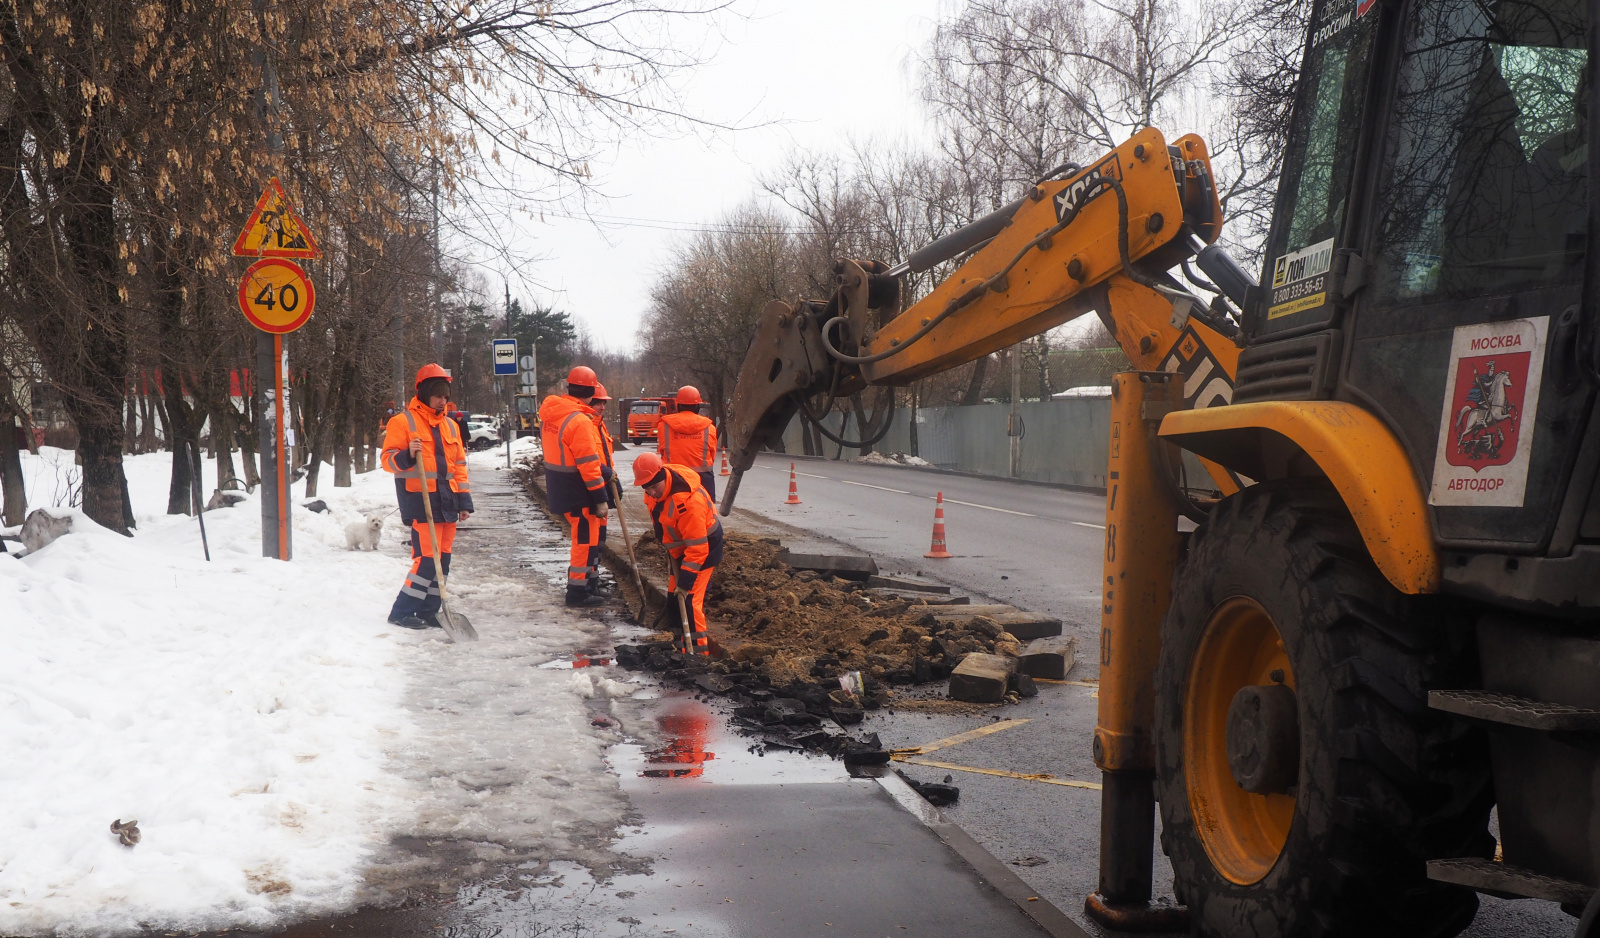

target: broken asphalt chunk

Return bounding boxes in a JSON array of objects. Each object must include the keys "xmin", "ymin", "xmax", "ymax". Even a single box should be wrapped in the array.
[
  {"xmin": 776, "ymin": 550, "xmax": 879, "ymax": 581},
  {"xmin": 949, "ymin": 652, "xmax": 1016, "ymax": 703},
  {"xmin": 896, "ymin": 770, "xmax": 960, "ymax": 806},
  {"xmin": 695, "ymin": 673, "xmax": 735, "ymax": 695},
  {"xmin": 1018, "ymin": 635, "xmax": 1076, "ymax": 680}
]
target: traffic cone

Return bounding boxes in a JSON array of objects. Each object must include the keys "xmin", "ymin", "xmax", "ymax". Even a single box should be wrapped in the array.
[
  {"xmin": 719, "ymin": 448, "xmax": 731, "ymax": 476},
  {"xmin": 925, "ymin": 492, "xmax": 953, "ymax": 559},
  {"xmin": 785, "ymin": 463, "xmax": 802, "ymax": 504}
]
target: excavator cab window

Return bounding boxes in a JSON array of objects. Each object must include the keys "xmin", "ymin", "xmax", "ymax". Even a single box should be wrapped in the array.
[
  {"xmin": 1256, "ymin": 0, "xmax": 1381, "ymax": 332},
  {"xmin": 1370, "ymin": 0, "xmax": 1588, "ymax": 304}
]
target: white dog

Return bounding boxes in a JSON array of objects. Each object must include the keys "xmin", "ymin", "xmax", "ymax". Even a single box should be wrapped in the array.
[{"xmin": 344, "ymin": 514, "xmax": 385, "ymax": 551}]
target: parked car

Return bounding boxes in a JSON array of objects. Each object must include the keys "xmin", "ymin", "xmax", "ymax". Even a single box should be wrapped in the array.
[{"xmin": 465, "ymin": 420, "xmax": 499, "ymax": 450}]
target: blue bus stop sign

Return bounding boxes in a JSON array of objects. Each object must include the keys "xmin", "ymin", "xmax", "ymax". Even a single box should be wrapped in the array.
[{"xmin": 492, "ymin": 339, "xmax": 517, "ymax": 376}]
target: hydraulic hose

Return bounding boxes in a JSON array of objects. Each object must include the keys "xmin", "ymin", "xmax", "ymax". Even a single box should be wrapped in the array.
[
  {"xmin": 795, "ymin": 388, "xmax": 898, "ymax": 449},
  {"xmin": 820, "ymin": 171, "xmax": 1180, "ymax": 366}
]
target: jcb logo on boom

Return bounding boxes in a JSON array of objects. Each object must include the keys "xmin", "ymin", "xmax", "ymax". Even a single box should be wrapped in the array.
[{"xmin": 1054, "ymin": 156, "xmax": 1123, "ymax": 222}]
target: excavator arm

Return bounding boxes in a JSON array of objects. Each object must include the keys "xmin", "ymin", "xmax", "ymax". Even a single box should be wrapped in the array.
[{"xmin": 720, "ymin": 128, "xmax": 1256, "ymax": 514}]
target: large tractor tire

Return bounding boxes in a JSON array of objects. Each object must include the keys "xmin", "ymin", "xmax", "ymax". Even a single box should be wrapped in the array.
[{"xmin": 1154, "ymin": 480, "xmax": 1494, "ymax": 938}]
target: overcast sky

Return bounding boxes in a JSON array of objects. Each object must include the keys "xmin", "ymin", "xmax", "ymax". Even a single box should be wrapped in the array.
[{"xmin": 473, "ymin": 0, "xmax": 947, "ymax": 353}]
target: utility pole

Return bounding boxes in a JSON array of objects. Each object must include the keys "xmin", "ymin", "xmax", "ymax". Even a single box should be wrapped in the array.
[
  {"xmin": 252, "ymin": 0, "xmax": 290, "ymax": 560},
  {"xmin": 504, "ymin": 282, "xmax": 513, "ymax": 469},
  {"xmin": 431, "ymin": 157, "xmax": 442, "ymax": 361},
  {"xmin": 1008, "ymin": 344, "xmax": 1022, "ymax": 478}
]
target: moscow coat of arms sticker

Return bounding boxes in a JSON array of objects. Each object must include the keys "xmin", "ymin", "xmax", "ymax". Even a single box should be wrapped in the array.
[{"xmin": 1429, "ymin": 316, "xmax": 1548, "ymax": 507}]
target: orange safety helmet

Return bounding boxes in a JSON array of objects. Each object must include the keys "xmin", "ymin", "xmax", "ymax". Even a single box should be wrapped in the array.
[
  {"xmin": 591, "ymin": 383, "xmax": 611, "ymax": 402},
  {"xmin": 675, "ymin": 385, "xmax": 702, "ymax": 406},
  {"xmin": 568, "ymin": 365, "xmax": 598, "ymax": 386},
  {"xmin": 632, "ymin": 451, "xmax": 664, "ymax": 486},
  {"xmin": 414, "ymin": 363, "xmax": 452, "ymax": 387}
]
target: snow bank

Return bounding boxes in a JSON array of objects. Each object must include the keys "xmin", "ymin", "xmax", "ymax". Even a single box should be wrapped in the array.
[
  {"xmin": 855, "ymin": 451, "xmax": 932, "ymax": 468},
  {"xmin": 0, "ymin": 444, "xmax": 620, "ymax": 936}
]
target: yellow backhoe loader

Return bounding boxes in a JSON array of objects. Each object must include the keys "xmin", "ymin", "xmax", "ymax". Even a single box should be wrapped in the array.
[{"xmin": 718, "ymin": 0, "xmax": 1600, "ymax": 934}]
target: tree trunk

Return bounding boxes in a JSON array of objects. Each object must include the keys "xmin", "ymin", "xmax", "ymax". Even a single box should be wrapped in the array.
[
  {"xmin": 213, "ymin": 399, "xmax": 237, "ymax": 491},
  {"xmin": 1036, "ymin": 334, "xmax": 1051, "ymax": 399},
  {"xmin": 153, "ymin": 393, "xmax": 172, "ymax": 450},
  {"xmin": 909, "ymin": 382, "xmax": 920, "ymax": 457},
  {"xmin": 161, "ymin": 372, "xmax": 194, "ymax": 515},
  {"xmin": 137, "ymin": 387, "xmax": 156, "ymax": 453},
  {"xmin": 124, "ymin": 392, "xmax": 138, "ymax": 456},
  {"xmin": 333, "ymin": 415, "xmax": 352, "ymax": 487},
  {"xmin": 75, "ymin": 413, "xmax": 131, "ymax": 533},
  {"xmin": 960, "ymin": 355, "xmax": 990, "ymax": 406},
  {"xmin": 1, "ymin": 412, "xmax": 26, "ymax": 527}
]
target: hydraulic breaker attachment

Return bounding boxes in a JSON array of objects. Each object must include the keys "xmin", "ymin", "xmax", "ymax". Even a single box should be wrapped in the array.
[
  {"xmin": 719, "ymin": 260, "xmax": 899, "ymax": 515},
  {"xmin": 1086, "ymin": 372, "xmax": 1189, "ymax": 932}
]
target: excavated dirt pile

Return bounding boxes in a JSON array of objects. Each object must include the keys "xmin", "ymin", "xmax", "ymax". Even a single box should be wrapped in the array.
[{"xmin": 622, "ymin": 532, "xmax": 1033, "ymax": 705}]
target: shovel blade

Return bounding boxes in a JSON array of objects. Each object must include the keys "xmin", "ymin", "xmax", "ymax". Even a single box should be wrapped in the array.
[{"xmin": 439, "ymin": 606, "xmax": 478, "ymax": 643}]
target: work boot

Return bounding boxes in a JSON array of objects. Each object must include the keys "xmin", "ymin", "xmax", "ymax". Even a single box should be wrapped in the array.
[
  {"xmin": 389, "ymin": 615, "xmax": 431, "ymax": 630},
  {"xmin": 422, "ymin": 614, "xmax": 443, "ymax": 629},
  {"xmin": 565, "ymin": 588, "xmax": 606, "ymax": 608}
]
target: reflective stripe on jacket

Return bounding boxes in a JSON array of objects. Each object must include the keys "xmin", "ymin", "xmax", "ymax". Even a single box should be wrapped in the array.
[
  {"xmin": 657, "ymin": 411, "xmax": 717, "ymax": 472},
  {"xmin": 381, "ymin": 398, "xmax": 475, "ymax": 524},
  {"xmin": 539, "ymin": 394, "xmax": 608, "ymax": 514},
  {"xmin": 644, "ymin": 464, "xmax": 724, "ymax": 573}
]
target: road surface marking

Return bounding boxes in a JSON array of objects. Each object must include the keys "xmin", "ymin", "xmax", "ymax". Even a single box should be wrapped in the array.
[
  {"xmin": 896, "ymin": 756, "xmax": 1103, "ymax": 790},
  {"xmin": 841, "ymin": 480, "xmax": 913, "ymax": 495},
  {"xmin": 1070, "ymin": 521, "xmax": 1106, "ymax": 529},
  {"xmin": 792, "ymin": 470, "xmax": 829, "ymax": 479},
  {"xmin": 892, "ymin": 718, "xmax": 1030, "ymax": 757},
  {"xmin": 942, "ymin": 497, "xmax": 1034, "ymax": 517}
]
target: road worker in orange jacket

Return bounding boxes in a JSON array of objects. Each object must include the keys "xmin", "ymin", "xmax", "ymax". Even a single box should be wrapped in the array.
[
  {"xmin": 540, "ymin": 366, "xmax": 610, "ymax": 607},
  {"xmin": 381, "ymin": 364, "xmax": 475, "ymax": 629},
  {"xmin": 657, "ymin": 385, "xmax": 718, "ymax": 499},
  {"xmin": 634, "ymin": 452, "xmax": 723, "ymax": 656}
]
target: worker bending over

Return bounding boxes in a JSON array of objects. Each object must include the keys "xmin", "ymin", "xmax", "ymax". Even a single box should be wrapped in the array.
[
  {"xmin": 657, "ymin": 385, "xmax": 718, "ymax": 498},
  {"xmin": 539, "ymin": 365, "xmax": 610, "ymax": 607},
  {"xmin": 634, "ymin": 452, "xmax": 722, "ymax": 656},
  {"xmin": 381, "ymin": 364, "xmax": 474, "ymax": 629}
]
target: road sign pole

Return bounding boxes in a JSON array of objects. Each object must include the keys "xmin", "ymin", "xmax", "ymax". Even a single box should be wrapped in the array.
[
  {"xmin": 257, "ymin": 333, "xmax": 279, "ymax": 559},
  {"xmin": 274, "ymin": 333, "xmax": 290, "ymax": 560}
]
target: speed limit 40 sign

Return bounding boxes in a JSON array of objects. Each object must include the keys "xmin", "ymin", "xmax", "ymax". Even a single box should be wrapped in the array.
[{"xmin": 237, "ymin": 258, "xmax": 316, "ymax": 333}]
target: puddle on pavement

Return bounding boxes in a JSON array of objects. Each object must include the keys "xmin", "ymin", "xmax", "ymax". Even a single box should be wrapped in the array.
[{"xmin": 608, "ymin": 693, "xmax": 848, "ymax": 787}]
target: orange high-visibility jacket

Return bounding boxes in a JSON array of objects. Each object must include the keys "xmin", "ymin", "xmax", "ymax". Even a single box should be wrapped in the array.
[
  {"xmin": 381, "ymin": 397, "xmax": 474, "ymax": 523},
  {"xmin": 657, "ymin": 411, "xmax": 717, "ymax": 472},
  {"xmin": 540, "ymin": 394, "xmax": 608, "ymax": 513},
  {"xmin": 590, "ymin": 409, "xmax": 617, "ymax": 506},
  {"xmin": 644, "ymin": 464, "xmax": 724, "ymax": 574}
]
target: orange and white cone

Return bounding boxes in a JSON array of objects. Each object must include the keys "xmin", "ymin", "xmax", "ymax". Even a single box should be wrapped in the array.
[
  {"xmin": 925, "ymin": 492, "xmax": 953, "ymax": 559},
  {"xmin": 719, "ymin": 448, "xmax": 731, "ymax": 476},
  {"xmin": 785, "ymin": 463, "xmax": 802, "ymax": 504}
]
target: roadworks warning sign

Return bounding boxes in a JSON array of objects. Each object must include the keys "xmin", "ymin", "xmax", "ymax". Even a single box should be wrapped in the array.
[{"xmin": 231, "ymin": 178, "xmax": 321, "ymax": 259}]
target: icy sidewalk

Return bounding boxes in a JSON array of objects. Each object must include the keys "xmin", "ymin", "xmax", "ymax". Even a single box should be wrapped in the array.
[{"xmin": 0, "ymin": 444, "xmax": 628, "ymax": 936}]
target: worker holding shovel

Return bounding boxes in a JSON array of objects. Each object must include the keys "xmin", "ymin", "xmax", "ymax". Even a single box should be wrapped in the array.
[
  {"xmin": 380, "ymin": 364, "xmax": 475, "ymax": 630},
  {"xmin": 634, "ymin": 452, "xmax": 722, "ymax": 656}
]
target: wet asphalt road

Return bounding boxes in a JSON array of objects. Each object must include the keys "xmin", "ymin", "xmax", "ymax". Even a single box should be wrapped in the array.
[
  {"xmin": 203, "ymin": 451, "xmax": 1574, "ymax": 938},
  {"xmin": 712, "ymin": 452, "xmax": 1577, "ymax": 938},
  {"xmin": 201, "ymin": 458, "xmax": 1066, "ymax": 938}
]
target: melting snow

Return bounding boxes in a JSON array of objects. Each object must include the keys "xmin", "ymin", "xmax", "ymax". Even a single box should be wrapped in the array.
[{"xmin": 0, "ymin": 445, "xmax": 623, "ymax": 935}]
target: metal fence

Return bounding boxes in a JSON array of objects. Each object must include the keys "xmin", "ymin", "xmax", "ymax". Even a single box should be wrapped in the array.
[{"xmin": 779, "ymin": 397, "xmax": 1113, "ymax": 491}]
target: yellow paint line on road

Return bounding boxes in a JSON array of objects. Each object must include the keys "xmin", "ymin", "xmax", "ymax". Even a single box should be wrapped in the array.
[
  {"xmin": 895, "ymin": 756, "xmax": 1103, "ymax": 791},
  {"xmin": 892, "ymin": 718, "xmax": 1031, "ymax": 757}
]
